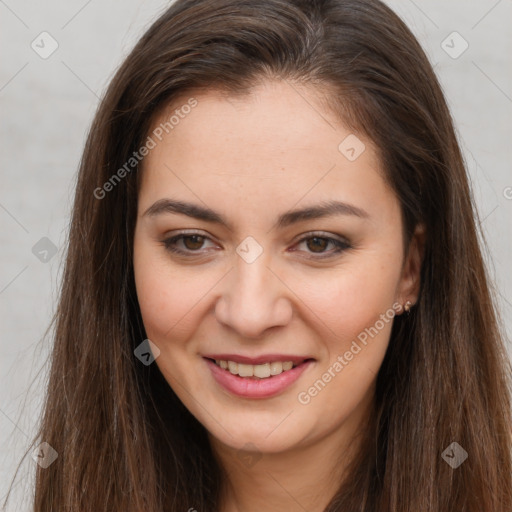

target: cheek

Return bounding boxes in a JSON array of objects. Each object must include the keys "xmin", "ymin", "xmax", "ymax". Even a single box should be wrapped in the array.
[
  {"xmin": 135, "ymin": 270, "xmax": 200, "ymax": 342},
  {"xmin": 135, "ymin": 279, "xmax": 174, "ymax": 339},
  {"xmin": 296, "ymin": 253, "xmax": 401, "ymax": 340},
  {"xmin": 134, "ymin": 241, "xmax": 190, "ymax": 341},
  {"xmin": 295, "ymin": 275, "xmax": 396, "ymax": 425},
  {"xmin": 292, "ymin": 251, "xmax": 400, "ymax": 395},
  {"xmin": 133, "ymin": 241, "xmax": 225, "ymax": 345}
]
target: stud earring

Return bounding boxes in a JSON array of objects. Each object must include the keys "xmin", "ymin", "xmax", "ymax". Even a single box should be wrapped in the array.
[{"xmin": 403, "ymin": 300, "xmax": 413, "ymax": 315}]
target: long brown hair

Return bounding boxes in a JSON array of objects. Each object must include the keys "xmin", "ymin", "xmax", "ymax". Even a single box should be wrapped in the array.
[{"xmin": 4, "ymin": 0, "xmax": 511, "ymax": 510}]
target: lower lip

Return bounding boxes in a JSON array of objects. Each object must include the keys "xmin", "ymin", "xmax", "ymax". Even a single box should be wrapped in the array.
[{"xmin": 205, "ymin": 358, "xmax": 313, "ymax": 399}]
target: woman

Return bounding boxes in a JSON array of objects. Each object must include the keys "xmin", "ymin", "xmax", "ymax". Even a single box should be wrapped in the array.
[{"xmin": 6, "ymin": 0, "xmax": 511, "ymax": 510}]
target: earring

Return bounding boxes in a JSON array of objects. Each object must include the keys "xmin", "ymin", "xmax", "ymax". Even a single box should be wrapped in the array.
[{"xmin": 403, "ymin": 301, "xmax": 413, "ymax": 315}]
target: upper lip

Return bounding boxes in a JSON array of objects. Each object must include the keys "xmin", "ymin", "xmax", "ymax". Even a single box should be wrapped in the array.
[{"xmin": 202, "ymin": 354, "xmax": 313, "ymax": 365}]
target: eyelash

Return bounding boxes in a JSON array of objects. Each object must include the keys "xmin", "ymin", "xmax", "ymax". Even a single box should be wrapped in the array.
[{"xmin": 161, "ymin": 230, "xmax": 352, "ymax": 260}]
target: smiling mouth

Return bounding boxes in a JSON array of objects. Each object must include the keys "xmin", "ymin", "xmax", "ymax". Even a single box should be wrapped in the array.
[{"xmin": 206, "ymin": 358, "xmax": 312, "ymax": 379}]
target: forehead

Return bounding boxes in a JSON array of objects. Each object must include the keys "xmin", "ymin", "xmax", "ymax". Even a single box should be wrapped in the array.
[
  {"xmin": 148, "ymin": 80, "xmax": 372, "ymax": 166},
  {"xmin": 138, "ymin": 80, "xmax": 397, "ymax": 226}
]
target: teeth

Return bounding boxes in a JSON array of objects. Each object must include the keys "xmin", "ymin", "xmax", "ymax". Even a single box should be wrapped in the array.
[
  {"xmin": 269, "ymin": 362, "xmax": 282, "ymax": 375},
  {"xmin": 214, "ymin": 359, "xmax": 298, "ymax": 378},
  {"xmin": 237, "ymin": 363, "xmax": 254, "ymax": 377},
  {"xmin": 254, "ymin": 362, "xmax": 270, "ymax": 378}
]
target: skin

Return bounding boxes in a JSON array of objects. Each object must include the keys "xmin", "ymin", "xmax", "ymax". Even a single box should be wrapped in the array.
[{"xmin": 133, "ymin": 79, "xmax": 424, "ymax": 512}]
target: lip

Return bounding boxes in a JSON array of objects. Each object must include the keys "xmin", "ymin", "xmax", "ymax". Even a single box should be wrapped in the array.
[
  {"xmin": 204, "ymin": 357, "xmax": 314, "ymax": 399},
  {"xmin": 202, "ymin": 353, "xmax": 310, "ymax": 365}
]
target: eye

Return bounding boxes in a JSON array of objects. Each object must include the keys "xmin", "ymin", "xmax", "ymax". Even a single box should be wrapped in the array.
[
  {"xmin": 161, "ymin": 231, "xmax": 351, "ymax": 259},
  {"xmin": 162, "ymin": 231, "xmax": 218, "ymax": 255},
  {"xmin": 292, "ymin": 233, "xmax": 351, "ymax": 259}
]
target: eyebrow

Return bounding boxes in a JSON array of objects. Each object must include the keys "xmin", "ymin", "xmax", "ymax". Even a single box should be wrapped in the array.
[{"xmin": 143, "ymin": 198, "xmax": 369, "ymax": 230}]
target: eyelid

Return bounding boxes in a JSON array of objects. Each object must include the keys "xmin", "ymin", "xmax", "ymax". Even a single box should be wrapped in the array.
[
  {"xmin": 161, "ymin": 229, "xmax": 352, "ymax": 258},
  {"xmin": 164, "ymin": 228, "xmax": 210, "ymax": 237},
  {"xmin": 290, "ymin": 231, "xmax": 352, "ymax": 259},
  {"xmin": 161, "ymin": 229, "xmax": 220, "ymax": 252},
  {"xmin": 291, "ymin": 230, "xmax": 350, "ymax": 245}
]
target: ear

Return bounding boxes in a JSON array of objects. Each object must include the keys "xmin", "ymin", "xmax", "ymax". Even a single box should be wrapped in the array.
[{"xmin": 396, "ymin": 223, "xmax": 426, "ymax": 313}]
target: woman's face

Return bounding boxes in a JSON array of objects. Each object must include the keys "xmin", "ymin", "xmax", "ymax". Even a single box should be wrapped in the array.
[{"xmin": 133, "ymin": 80, "xmax": 421, "ymax": 455}]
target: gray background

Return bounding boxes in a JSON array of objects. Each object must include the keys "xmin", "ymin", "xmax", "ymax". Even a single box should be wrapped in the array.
[{"xmin": 1, "ymin": 0, "xmax": 511, "ymax": 509}]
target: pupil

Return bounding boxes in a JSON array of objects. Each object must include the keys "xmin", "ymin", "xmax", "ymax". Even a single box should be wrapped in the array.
[
  {"xmin": 184, "ymin": 235, "xmax": 204, "ymax": 250},
  {"xmin": 307, "ymin": 237, "xmax": 327, "ymax": 252}
]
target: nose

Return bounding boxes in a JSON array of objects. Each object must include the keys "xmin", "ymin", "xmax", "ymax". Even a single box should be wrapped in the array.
[{"xmin": 214, "ymin": 250, "xmax": 293, "ymax": 339}]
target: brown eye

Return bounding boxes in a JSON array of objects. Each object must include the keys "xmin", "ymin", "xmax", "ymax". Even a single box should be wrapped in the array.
[
  {"xmin": 293, "ymin": 233, "xmax": 352, "ymax": 259},
  {"xmin": 182, "ymin": 235, "xmax": 206, "ymax": 250},
  {"xmin": 306, "ymin": 237, "xmax": 329, "ymax": 253},
  {"xmin": 162, "ymin": 233, "xmax": 216, "ymax": 255}
]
